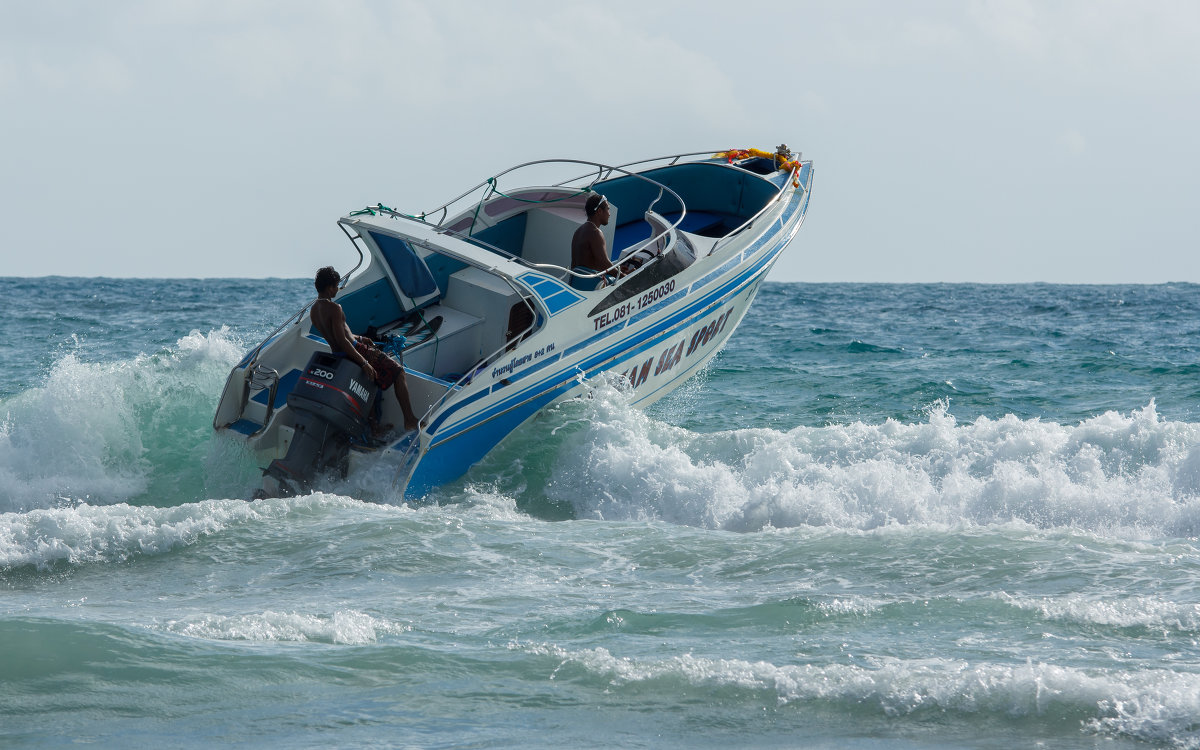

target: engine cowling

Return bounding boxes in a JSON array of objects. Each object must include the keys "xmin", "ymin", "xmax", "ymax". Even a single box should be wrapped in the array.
[{"xmin": 261, "ymin": 352, "xmax": 378, "ymax": 497}]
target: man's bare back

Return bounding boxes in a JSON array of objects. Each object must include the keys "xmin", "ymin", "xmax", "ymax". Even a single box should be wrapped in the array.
[
  {"xmin": 572, "ymin": 194, "xmax": 614, "ymax": 276},
  {"xmin": 311, "ymin": 299, "xmax": 361, "ymax": 359},
  {"xmin": 571, "ymin": 221, "xmax": 609, "ymax": 272},
  {"xmin": 311, "ymin": 266, "xmax": 419, "ymax": 432}
]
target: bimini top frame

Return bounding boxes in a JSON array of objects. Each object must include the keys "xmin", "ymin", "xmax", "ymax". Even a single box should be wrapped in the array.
[{"xmin": 348, "ymin": 151, "xmax": 795, "ymax": 287}]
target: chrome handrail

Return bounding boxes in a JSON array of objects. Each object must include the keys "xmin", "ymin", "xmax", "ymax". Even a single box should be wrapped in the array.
[
  {"xmin": 427, "ymin": 157, "xmax": 686, "ymax": 228},
  {"xmin": 427, "ymin": 159, "xmax": 689, "ymax": 281},
  {"xmin": 421, "ymin": 280, "xmax": 539, "ymax": 420},
  {"xmin": 240, "ymin": 303, "xmax": 309, "ymax": 372},
  {"xmin": 393, "ymin": 280, "xmax": 540, "ymax": 482},
  {"xmin": 419, "ymin": 158, "xmax": 622, "ymax": 227},
  {"xmin": 337, "ymin": 222, "xmax": 367, "ymax": 280},
  {"xmin": 240, "ymin": 233, "xmax": 363, "ymax": 375},
  {"xmin": 247, "ymin": 365, "xmax": 280, "ymax": 435},
  {"xmin": 351, "ymin": 152, "xmax": 806, "ymax": 279},
  {"xmin": 708, "ymin": 161, "xmax": 810, "ymax": 256}
]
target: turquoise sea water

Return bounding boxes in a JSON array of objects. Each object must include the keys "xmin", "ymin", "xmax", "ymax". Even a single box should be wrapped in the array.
[{"xmin": 4, "ymin": 278, "xmax": 1200, "ymax": 748}]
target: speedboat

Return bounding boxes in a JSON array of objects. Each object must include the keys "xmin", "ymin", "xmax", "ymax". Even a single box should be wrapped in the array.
[{"xmin": 213, "ymin": 146, "xmax": 814, "ymax": 499}]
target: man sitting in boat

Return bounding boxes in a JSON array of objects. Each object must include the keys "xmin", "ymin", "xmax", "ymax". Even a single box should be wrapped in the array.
[
  {"xmin": 310, "ymin": 266, "xmax": 420, "ymax": 433},
  {"xmin": 572, "ymin": 194, "xmax": 617, "ymax": 286},
  {"xmin": 572, "ymin": 194, "xmax": 652, "ymax": 286}
]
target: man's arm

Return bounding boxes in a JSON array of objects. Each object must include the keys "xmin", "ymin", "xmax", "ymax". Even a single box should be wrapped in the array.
[
  {"xmin": 585, "ymin": 230, "xmax": 611, "ymax": 273},
  {"xmin": 327, "ymin": 305, "xmax": 376, "ymax": 378}
]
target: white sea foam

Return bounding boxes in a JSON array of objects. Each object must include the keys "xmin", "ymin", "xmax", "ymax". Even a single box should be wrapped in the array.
[
  {"xmin": 546, "ymin": 387, "xmax": 1200, "ymax": 537},
  {"xmin": 164, "ymin": 609, "xmax": 409, "ymax": 644},
  {"xmin": 0, "ymin": 328, "xmax": 248, "ymax": 512},
  {"xmin": 999, "ymin": 592, "xmax": 1200, "ymax": 633},
  {"xmin": 457, "ymin": 486, "xmax": 526, "ymax": 521},
  {"xmin": 9, "ymin": 328, "xmax": 1200, "ymax": 541},
  {"xmin": 0, "ymin": 493, "xmax": 362, "ymax": 571},
  {"xmin": 519, "ymin": 643, "xmax": 1200, "ymax": 747},
  {"xmin": 0, "ymin": 352, "xmax": 150, "ymax": 510},
  {"xmin": 816, "ymin": 596, "xmax": 886, "ymax": 617}
]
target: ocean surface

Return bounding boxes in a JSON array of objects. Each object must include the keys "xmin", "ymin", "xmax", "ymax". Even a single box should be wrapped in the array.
[{"xmin": 4, "ymin": 277, "xmax": 1200, "ymax": 749}]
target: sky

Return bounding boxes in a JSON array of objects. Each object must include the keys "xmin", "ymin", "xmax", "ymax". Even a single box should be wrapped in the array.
[{"xmin": 2, "ymin": 0, "xmax": 1198, "ymax": 283}]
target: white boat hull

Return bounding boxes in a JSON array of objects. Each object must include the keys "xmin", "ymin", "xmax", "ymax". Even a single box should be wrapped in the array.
[{"xmin": 214, "ymin": 149, "xmax": 813, "ymax": 500}]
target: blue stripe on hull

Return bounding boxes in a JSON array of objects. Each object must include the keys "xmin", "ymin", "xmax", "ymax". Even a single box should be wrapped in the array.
[{"xmin": 405, "ymin": 388, "xmax": 558, "ymax": 497}]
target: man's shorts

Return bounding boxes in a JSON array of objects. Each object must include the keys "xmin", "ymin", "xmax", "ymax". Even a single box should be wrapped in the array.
[{"xmin": 353, "ymin": 339, "xmax": 403, "ymax": 391}]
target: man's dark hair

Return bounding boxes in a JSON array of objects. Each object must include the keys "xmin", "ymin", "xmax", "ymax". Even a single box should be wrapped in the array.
[
  {"xmin": 315, "ymin": 266, "xmax": 340, "ymax": 292},
  {"xmin": 585, "ymin": 193, "xmax": 608, "ymax": 218}
]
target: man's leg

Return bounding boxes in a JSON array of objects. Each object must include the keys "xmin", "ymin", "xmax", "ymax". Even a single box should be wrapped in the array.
[
  {"xmin": 393, "ymin": 371, "xmax": 420, "ymax": 432},
  {"xmin": 357, "ymin": 340, "xmax": 419, "ymax": 433}
]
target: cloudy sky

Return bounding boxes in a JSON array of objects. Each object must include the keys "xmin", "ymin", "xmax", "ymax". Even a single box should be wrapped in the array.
[{"xmin": 2, "ymin": 1, "xmax": 1197, "ymax": 282}]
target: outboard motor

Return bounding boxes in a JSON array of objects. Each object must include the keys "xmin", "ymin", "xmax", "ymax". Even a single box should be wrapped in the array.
[{"xmin": 261, "ymin": 352, "xmax": 378, "ymax": 497}]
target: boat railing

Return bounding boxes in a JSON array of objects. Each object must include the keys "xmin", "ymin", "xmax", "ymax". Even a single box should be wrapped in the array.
[
  {"xmin": 244, "ymin": 365, "xmax": 280, "ymax": 435},
  {"xmin": 427, "ymin": 159, "xmax": 689, "ymax": 283},
  {"xmin": 416, "ymin": 154, "xmax": 806, "ymax": 265},
  {"xmin": 417, "ymin": 278, "xmax": 540, "ymax": 427},
  {"xmin": 417, "ymin": 155, "xmax": 710, "ymax": 230},
  {"xmin": 354, "ymin": 152, "xmax": 810, "ymax": 280},
  {"xmin": 236, "ymin": 254, "xmax": 365, "ymax": 375},
  {"xmin": 392, "ymin": 279, "xmax": 541, "ymax": 485},
  {"xmin": 607, "ymin": 149, "xmax": 734, "ymax": 173},
  {"xmin": 708, "ymin": 160, "xmax": 810, "ymax": 256}
]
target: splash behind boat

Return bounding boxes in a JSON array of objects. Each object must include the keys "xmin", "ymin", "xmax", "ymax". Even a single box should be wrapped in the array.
[{"xmin": 213, "ymin": 146, "xmax": 814, "ymax": 499}]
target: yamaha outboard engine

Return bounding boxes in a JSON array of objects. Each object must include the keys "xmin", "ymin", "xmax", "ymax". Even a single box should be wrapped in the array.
[{"xmin": 261, "ymin": 352, "xmax": 378, "ymax": 497}]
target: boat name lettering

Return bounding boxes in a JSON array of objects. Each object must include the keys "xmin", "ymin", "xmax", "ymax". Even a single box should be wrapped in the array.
[
  {"xmin": 492, "ymin": 353, "xmax": 534, "ymax": 379},
  {"xmin": 620, "ymin": 308, "xmax": 735, "ymax": 389},
  {"xmin": 685, "ymin": 308, "xmax": 735, "ymax": 356},
  {"xmin": 489, "ymin": 343, "xmax": 557, "ymax": 380}
]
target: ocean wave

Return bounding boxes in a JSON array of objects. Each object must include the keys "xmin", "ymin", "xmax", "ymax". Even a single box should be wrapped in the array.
[
  {"xmin": 998, "ymin": 592, "xmax": 1200, "ymax": 634},
  {"xmin": 164, "ymin": 609, "xmax": 409, "ymax": 645},
  {"xmin": 0, "ymin": 493, "xmax": 362, "ymax": 572},
  {"xmin": 0, "ymin": 328, "xmax": 255, "ymax": 512},
  {"xmin": 8, "ymin": 322, "xmax": 1200, "ymax": 542},
  {"xmin": 518, "ymin": 643, "xmax": 1200, "ymax": 747},
  {"xmin": 541, "ymin": 386, "xmax": 1200, "ymax": 537},
  {"xmin": 845, "ymin": 340, "xmax": 906, "ymax": 355}
]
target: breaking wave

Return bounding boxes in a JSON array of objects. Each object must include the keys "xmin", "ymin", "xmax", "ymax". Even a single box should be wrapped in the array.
[
  {"xmin": 0, "ymin": 493, "xmax": 366, "ymax": 572},
  {"xmin": 6, "ymin": 326, "xmax": 1200, "ymax": 544},
  {"xmin": 518, "ymin": 643, "xmax": 1200, "ymax": 748},
  {"xmin": 531, "ymin": 381, "xmax": 1200, "ymax": 538},
  {"xmin": 0, "ymin": 328, "xmax": 260, "ymax": 513}
]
